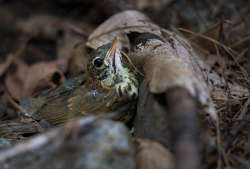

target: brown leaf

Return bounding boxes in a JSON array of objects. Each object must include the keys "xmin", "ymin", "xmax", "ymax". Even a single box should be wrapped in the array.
[
  {"xmin": 0, "ymin": 55, "xmax": 14, "ymax": 76},
  {"xmin": 5, "ymin": 59, "xmax": 29, "ymax": 99},
  {"xmin": 67, "ymin": 43, "xmax": 89, "ymax": 76},
  {"xmin": 135, "ymin": 139, "xmax": 174, "ymax": 169},
  {"xmin": 17, "ymin": 14, "xmax": 92, "ymax": 76},
  {"xmin": 23, "ymin": 61, "xmax": 65, "ymax": 97},
  {"xmin": 5, "ymin": 59, "xmax": 65, "ymax": 100},
  {"xmin": 57, "ymin": 26, "xmax": 90, "ymax": 76}
]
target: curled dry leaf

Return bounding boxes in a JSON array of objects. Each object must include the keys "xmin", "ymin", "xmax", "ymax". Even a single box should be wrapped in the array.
[
  {"xmin": 5, "ymin": 58, "xmax": 65, "ymax": 100},
  {"xmin": 135, "ymin": 139, "xmax": 174, "ymax": 169},
  {"xmin": 87, "ymin": 10, "xmax": 162, "ymax": 49},
  {"xmin": 86, "ymin": 10, "xmax": 217, "ymax": 120}
]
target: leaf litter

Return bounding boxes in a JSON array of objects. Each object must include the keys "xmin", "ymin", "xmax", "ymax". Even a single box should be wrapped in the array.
[{"xmin": 0, "ymin": 1, "xmax": 250, "ymax": 169}]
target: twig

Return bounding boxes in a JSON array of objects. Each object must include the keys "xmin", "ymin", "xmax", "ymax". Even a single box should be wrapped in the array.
[
  {"xmin": 237, "ymin": 97, "xmax": 250, "ymax": 120},
  {"xmin": 225, "ymin": 115, "xmax": 250, "ymax": 151},
  {"xmin": 178, "ymin": 28, "xmax": 250, "ymax": 81}
]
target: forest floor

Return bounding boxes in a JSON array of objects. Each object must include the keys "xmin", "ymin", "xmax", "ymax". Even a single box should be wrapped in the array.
[{"xmin": 0, "ymin": 0, "xmax": 250, "ymax": 169}]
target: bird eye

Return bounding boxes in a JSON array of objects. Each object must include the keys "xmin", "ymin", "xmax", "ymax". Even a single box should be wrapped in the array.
[{"xmin": 93, "ymin": 57, "xmax": 103, "ymax": 68}]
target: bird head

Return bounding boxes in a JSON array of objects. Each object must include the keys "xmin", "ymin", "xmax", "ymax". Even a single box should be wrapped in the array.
[{"xmin": 87, "ymin": 38, "xmax": 136, "ymax": 90}]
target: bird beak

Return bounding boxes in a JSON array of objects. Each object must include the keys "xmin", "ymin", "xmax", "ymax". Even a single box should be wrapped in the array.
[{"xmin": 105, "ymin": 37, "xmax": 121, "ymax": 72}]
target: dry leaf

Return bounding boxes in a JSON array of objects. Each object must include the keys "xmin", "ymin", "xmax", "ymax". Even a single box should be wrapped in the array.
[
  {"xmin": 0, "ymin": 55, "xmax": 14, "ymax": 76},
  {"xmin": 87, "ymin": 10, "xmax": 162, "ymax": 49},
  {"xmin": 5, "ymin": 58, "xmax": 29, "ymax": 100},
  {"xmin": 22, "ymin": 61, "xmax": 65, "ymax": 97},
  {"xmin": 135, "ymin": 139, "xmax": 174, "ymax": 169},
  {"xmin": 68, "ymin": 43, "xmax": 89, "ymax": 76},
  {"xmin": 3, "ymin": 15, "xmax": 93, "ymax": 99},
  {"xmin": 57, "ymin": 26, "xmax": 90, "ymax": 76},
  {"xmin": 5, "ymin": 59, "xmax": 65, "ymax": 99},
  {"xmin": 86, "ymin": 10, "xmax": 217, "ymax": 120}
]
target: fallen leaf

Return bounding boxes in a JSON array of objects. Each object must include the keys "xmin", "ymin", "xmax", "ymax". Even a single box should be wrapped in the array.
[
  {"xmin": 86, "ymin": 10, "xmax": 217, "ymax": 120},
  {"xmin": 0, "ymin": 55, "xmax": 14, "ymax": 76},
  {"xmin": 3, "ymin": 15, "xmax": 94, "ymax": 99},
  {"xmin": 5, "ymin": 58, "xmax": 65, "ymax": 100},
  {"xmin": 87, "ymin": 10, "xmax": 162, "ymax": 49},
  {"xmin": 5, "ymin": 58, "xmax": 29, "ymax": 99},
  {"xmin": 68, "ymin": 43, "xmax": 89, "ymax": 76},
  {"xmin": 57, "ymin": 25, "xmax": 90, "ymax": 76},
  {"xmin": 23, "ymin": 61, "xmax": 65, "ymax": 97}
]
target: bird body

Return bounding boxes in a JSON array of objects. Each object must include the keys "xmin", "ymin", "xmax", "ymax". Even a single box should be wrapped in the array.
[{"xmin": 21, "ymin": 38, "xmax": 139, "ymax": 126}]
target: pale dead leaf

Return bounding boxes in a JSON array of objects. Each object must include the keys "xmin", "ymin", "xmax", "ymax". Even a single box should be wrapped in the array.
[
  {"xmin": 87, "ymin": 10, "xmax": 217, "ymax": 120},
  {"xmin": 132, "ymin": 36, "xmax": 217, "ymax": 120},
  {"xmin": 87, "ymin": 10, "xmax": 162, "ymax": 49}
]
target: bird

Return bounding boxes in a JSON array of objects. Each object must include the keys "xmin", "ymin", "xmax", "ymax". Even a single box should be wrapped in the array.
[{"xmin": 20, "ymin": 37, "xmax": 140, "ymax": 126}]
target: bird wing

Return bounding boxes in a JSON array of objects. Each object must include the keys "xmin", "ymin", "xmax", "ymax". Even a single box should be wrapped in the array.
[
  {"xmin": 37, "ymin": 93, "xmax": 76, "ymax": 126},
  {"xmin": 37, "ymin": 85, "xmax": 117, "ymax": 126},
  {"xmin": 67, "ymin": 86, "xmax": 116, "ymax": 116},
  {"xmin": 27, "ymin": 76, "xmax": 86, "ymax": 125}
]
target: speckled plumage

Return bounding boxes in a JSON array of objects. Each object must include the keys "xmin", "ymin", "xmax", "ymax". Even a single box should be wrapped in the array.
[{"xmin": 21, "ymin": 39, "xmax": 139, "ymax": 126}]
